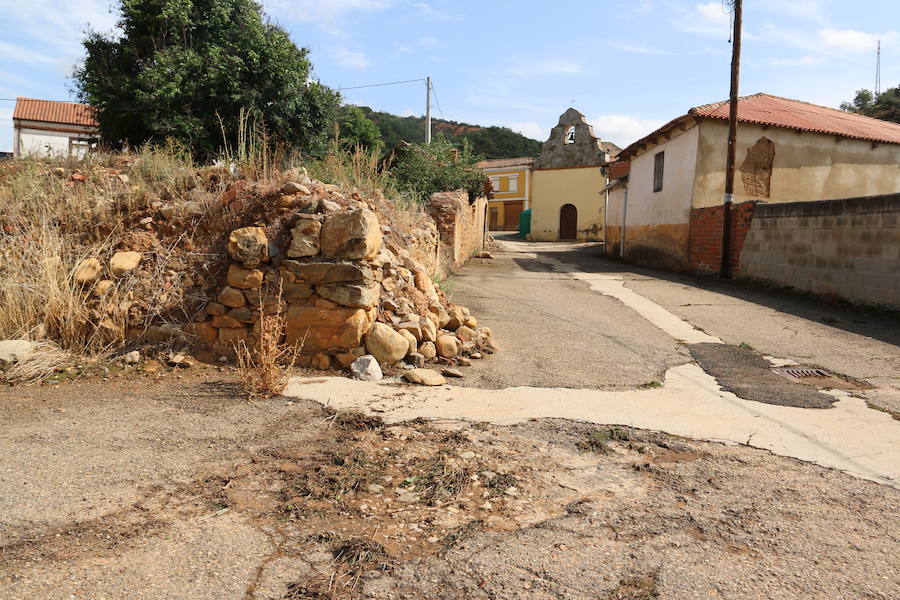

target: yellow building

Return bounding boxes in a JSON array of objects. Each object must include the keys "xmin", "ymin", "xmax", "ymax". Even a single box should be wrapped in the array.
[
  {"xmin": 529, "ymin": 108, "xmax": 620, "ymax": 241},
  {"xmin": 478, "ymin": 157, "xmax": 533, "ymax": 231}
]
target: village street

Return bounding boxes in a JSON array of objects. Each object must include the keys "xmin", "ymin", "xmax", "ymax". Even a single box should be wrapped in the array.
[{"xmin": 290, "ymin": 235, "xmax": 900, "ymax": 488}]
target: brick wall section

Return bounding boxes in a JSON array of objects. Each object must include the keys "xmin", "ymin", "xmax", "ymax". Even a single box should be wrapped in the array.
[
  {"xmin": 688, "ymin": 201, "xmax": 756, "ymax": 275},
  {"xmin": 740, "ymin": 194, "xmax": 900, "ymax": 308},
  {"xmin": 427, "ymin": 190, "xmax": 487, "ymax": 277}
]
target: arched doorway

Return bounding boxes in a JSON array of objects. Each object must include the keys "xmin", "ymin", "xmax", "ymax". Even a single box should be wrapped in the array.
[{"xmin": 559, "ymin": 203, "xmax": 577, "ymax": 240}]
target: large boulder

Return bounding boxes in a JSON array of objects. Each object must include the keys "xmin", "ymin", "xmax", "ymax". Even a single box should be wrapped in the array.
[
  {"xmin": 350, "ymin": 355, "xmax": 383, "ymax": 381},
  {"xmin": 284, "ymin": 306, "xmax": 371, "ymax": 353},
  {"xmin": 320, "ymin": 209, "xmax": 382, "ymax": 260},
  {"xmin": 397, "ymin": 329, "xmax": 417, "ymax": 356},
  {"xmin": 226, "ymin": 265, "xmax": 263, "ymax": 290},
  {"xmin": 364, "ymin": 322, "xmax": 408, "ymax": 365},
  {"xmin": 419, "ymin": 341, "xmax": 437, "ymax": 360},
  {"xmin": 287, "ymin": 217, "xmax": 322, "ymax": 258},
  {"xmin": 282, "ymin": 260, "xmax": 375, "ymax": 285},
  {"xmin": 227, "ymin": 227, "xmax": 268, "ymax": 267},
  {"xmin": 446, "ymin": 306, "xmax": 468, "ymax": 330},
  {"xmin": 109, "ymin": 251, "xmax": 141, "ymax": 278},
  {"xmin": 435, "ymin": 335, "xmax": 459, "ymax": 358},
  {"xmin": 317, "ymin": 283, "xmax": 380, "ymax": 308}
]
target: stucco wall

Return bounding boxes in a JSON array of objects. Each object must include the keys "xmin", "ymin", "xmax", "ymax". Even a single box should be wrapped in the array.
[
  {"xmin": 530, "ymin": 167, "xmax": 606, "ymax": 241},
  {"xmin": 605, "ymin": 185, "xmax": 626, "ymax": 255},
  {"xmin": 693, "ymin": 120, "xmax": 900, "ymax": 209},
  {"xmin": 620, "ymin": 124, "xmax": 700, "ymax": 268},
  {"xmin": 15, "ymin": 125, "xmax": 95, "ymax": 158},
  {"xmin": 740, "ymin": 194, "xmax": 900, "ymax": 308}
]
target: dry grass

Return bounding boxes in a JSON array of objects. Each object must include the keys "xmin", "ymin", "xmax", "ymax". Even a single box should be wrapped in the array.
[
  {"xmin": 235, "ymin": 290, "xmax": 300, "ymax": 399},
  {"xmin": 0, "ymin": 341, "xmax": 69, "ymax": 385}
]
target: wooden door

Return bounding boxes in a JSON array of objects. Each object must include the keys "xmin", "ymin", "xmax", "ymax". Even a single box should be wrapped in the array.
[
  {"xmin": 503, "ymin": 201, "xmax": 523, "ymax": 231},
  {"xmin": 559, "ymin": 204, "xmax": 577, "ymax": 240},
  {"xmin": 489, "ymin": 206, "xmax": 500, "ymax": 230}
]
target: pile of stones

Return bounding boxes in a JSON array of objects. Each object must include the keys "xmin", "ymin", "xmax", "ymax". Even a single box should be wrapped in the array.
[{"xmin": 187, "ymin": 173, "xmax": 495, "ymax": 377}]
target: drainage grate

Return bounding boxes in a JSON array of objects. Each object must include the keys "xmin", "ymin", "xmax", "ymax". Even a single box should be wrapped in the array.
[
  {"xmin": 775, "ymin": 367, "xmax": 831, "ymax": 379},
  {"xmin": 771, "ymin": 366, "xmax": 862, "ymax": 390}
]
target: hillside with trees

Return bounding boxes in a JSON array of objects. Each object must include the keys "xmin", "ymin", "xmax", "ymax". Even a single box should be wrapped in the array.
[{"xmin": 356, "ymin": 106, "xmax": 543, "ymax": 159}]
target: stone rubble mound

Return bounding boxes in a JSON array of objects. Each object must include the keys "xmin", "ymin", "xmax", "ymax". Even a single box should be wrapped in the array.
[{"xmin": 185, "ymin": 170, "xmax": 495, "ymax": 373}]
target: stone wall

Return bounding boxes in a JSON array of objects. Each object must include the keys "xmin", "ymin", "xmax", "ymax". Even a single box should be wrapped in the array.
[
  {"xmin": 740, "ymin": 194, "xmax": 900, "ymax": 307},
  {"xmin": 427, "ymin": 190, "xmax": 487, "ymax": 277},
  {"xmin": 184, "ymin": 178, "xmax": 494, "ymax": 370}
]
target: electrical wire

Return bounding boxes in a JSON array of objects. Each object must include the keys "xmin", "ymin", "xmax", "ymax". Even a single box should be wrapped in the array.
[
  {"xmin": 337, "ymin": 78, "xmax": 425, "ymax": 91},
  {"xmin": 430, "ymin": 82, "xmax": 446, "ymax": 120}
]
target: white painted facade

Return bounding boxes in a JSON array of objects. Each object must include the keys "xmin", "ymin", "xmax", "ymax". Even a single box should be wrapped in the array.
[{"xmin": 13, "ymin": 119, "xmax": 98, "ymax": 158}]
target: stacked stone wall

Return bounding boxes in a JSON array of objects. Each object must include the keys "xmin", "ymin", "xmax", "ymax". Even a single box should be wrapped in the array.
[{"xmin": 427, "ymin": 190, "xmax": 487, "ymax": 277}]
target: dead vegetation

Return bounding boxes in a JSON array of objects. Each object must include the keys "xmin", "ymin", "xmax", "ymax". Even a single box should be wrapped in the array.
[{"xmin": 236, "ymin": 288, "xmax": 300, "ymax": 399}]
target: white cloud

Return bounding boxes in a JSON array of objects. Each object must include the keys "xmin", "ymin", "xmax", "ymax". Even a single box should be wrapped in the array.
[
  {"xmin": 818, "ymin": 29, "xmax": 897, "ymax": 54},
  {"xmin": 589, "ymin": 115, "xmax": 665, "ymax": 148},
  {"xmin": 609, "ymin": 43, "xmax": 674, "ymax": 56},
  {"xmin": 271, "ymin": 0, "xmax": 392, "ymax": 23},
  {"xmin": 0, "ymin": 0, "xmax": 119, "ymax": 59},
  {"xmin": 333, "ymin": 48, "xmax": 372, "ymax": 70},
  {"xmin": 769, "ymin": 55, "xmax": 820, "ymax": 67},
  {"xmin": 507, "ymin": 60, "xmax": 585, "ymax": 77},
  {"xmin": 0, "ymin": 41, "xmax": 55, "ymax": 65},
  {"xmin": 695, "ymin": 2, "xmax": 730, "ymax": 27},
  {"xmin": 413, "ymin": 2, "xmax": 458, "ymax": 20},
  {"xmin": 508, "ymin": 121, "xmax": 546, "ymax": 141}
]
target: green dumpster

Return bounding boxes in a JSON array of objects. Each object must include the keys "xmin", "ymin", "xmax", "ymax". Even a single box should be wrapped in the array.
[{"xmin": 518, "ymin": 208, "xmax": 531, "ymax": 238}]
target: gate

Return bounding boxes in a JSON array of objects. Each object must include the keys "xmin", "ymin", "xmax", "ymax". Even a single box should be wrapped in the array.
[{"xmin": 559, "ymin": 203, "xmax": 577, "ymax": 240}]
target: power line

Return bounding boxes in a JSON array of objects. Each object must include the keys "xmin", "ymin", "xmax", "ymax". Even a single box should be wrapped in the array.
[
  {"xmin": 337, "ymin": 78, "xmax": 425, "ymax": 92},
  {"xmin": 430, "ymin": 81, "xmax": 446, "ymax": 120}
]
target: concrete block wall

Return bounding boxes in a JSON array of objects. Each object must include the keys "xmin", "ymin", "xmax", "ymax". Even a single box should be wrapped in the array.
[{"xmin": 740, "ymin": 194, "xmax": 900, "ymax": 308}]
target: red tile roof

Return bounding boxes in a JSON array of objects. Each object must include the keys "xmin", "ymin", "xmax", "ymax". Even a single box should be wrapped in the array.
[
  {"xmin": 477, "ymin": 157, "xmax": 535, "ymax": 169},
  {"xmin": 620, "ymin": 93, "xmax": 900, "ymax": 159},
  {"xmin": 13, "ymin": 97, "xmax": 98, "ymax": 127},
  {"xmin": 605, "ymin": 159, "xmax": 630, "ymax": 180},
  {"xmin": 691, "ymin": 93, "xmax": 900, "ymax": 145}
]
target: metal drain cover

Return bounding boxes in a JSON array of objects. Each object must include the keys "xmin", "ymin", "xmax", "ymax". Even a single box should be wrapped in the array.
[{"xmin": 771, "ymin": 367, "xmax": 861, "ymax": 390}]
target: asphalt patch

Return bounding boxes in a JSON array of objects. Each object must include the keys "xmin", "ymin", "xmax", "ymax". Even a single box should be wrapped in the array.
[{"xmin": 689, "ymin": 343, "xmax": 835, "ymax": 409}]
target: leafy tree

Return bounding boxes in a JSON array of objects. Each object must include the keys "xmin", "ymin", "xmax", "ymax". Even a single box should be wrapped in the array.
[
  {"xmin": 337, "ymin": 105, "xmax": 383, "ymax": 151},
  {"xmin": 840, "ymin": 86, "xmax": 900, "ymax": 124},
  {"xmin": 391, "ymin": 135, "xmax": 488, "ymax": 204},
  {"xmin": 74, "ymin": 0, "xmax": 340, "ymax": 158}
]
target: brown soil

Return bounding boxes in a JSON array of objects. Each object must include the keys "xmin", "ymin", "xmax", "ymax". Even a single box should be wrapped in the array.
[{"xmin": 1, "ymin": 375, "xmax": 897, "ymax": 599}]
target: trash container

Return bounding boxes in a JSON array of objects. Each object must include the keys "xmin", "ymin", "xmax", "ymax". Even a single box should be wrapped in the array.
[{"xmin": 518, "ymin": 208, "xmax": 531, "ymax": 238}]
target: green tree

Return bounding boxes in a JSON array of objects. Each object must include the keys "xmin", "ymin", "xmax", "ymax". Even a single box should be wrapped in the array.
[
  {"xmin": 391, "ymin": 135, "xmax": 488, "ymax": 204},
  {"xmin": 338, "ymin": 105, "xmax": 383, "ymax": 151},
  {"xmin": 74, "ymin": 0, "xmax": 340, "ymax": 158},
  {"xmin": 840, "ymin": 86, "xmax": 900, "ymax": 124}
]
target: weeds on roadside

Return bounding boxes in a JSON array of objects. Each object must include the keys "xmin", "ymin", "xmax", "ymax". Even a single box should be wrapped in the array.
[{"xmin": 235, "ymin": 289, "xmax": 299, "ymax": 399}]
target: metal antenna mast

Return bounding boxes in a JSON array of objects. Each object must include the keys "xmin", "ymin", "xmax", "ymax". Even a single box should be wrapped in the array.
[{"xmin": 876, "ymin": 40, "xmax": 882, "ymax": 95}]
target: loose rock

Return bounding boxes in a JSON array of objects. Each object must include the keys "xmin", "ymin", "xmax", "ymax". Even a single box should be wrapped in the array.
[
  {"xmin": 109, "ymin": 251, "xmax": 141, "ymax": 278},
  {"xmin": 350, "ymin": 355, "xmax": 383, "ymax": 381},
  {"xmin": 365, "ymin": 323, "xmax": 408, "ymax": 365},
  {"xmin": 74, "ymin": 258, "xmax": 102, "ymax": 283},
  {"xmin": 227, "ymin": 227, "xmax": 268, "ymax": 267},
  {"xmin": 435, "ymin": 335, "xmax": 459, "ymax": 358},
  {"xmin": 402, "ymin": 368, "xmax": 447, "ymax": 386}
]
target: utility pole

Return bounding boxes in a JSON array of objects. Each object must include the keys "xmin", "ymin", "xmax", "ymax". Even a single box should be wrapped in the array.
[
  {"xmin": 425, "ymin": 76, "xmax": 432, "ymax": 144},
  {"xmin": 720, "ymin": 0, "xmax": 742, "ymax": 279}
]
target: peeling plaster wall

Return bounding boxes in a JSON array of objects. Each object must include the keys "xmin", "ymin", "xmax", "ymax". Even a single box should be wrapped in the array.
[
  {"xmin": 693, "ymin": 120, "xmax": 900, "ymax": 209},
  {"xmin": 620, "ymin": 124, "xmax": 700, "ymax": 268}
]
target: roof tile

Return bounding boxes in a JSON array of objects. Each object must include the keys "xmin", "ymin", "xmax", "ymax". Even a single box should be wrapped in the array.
[{"xmin": 13, "ymin": 97, "xmax": 98, "ymax": 127}]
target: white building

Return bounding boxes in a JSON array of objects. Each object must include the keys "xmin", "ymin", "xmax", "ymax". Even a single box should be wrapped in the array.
[{"xmin": 13, "ymin": 97, "xmax": 99, "ymax": 158}]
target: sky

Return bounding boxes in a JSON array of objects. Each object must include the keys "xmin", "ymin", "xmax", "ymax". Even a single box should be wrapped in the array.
[{"xmin": 1, "ymin": 0, "xmax": 898, "ymax": 152}]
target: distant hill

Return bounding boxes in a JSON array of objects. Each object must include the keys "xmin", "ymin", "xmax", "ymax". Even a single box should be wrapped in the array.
[{"xmin": 357, "ymin": 106, "xmax": 543, "ymax": 159}]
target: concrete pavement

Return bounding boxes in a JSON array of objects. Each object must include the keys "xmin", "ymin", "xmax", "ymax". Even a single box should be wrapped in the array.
[{"xmin": 284, "ymin": 237, "xmax": 900, "ymax": 488}]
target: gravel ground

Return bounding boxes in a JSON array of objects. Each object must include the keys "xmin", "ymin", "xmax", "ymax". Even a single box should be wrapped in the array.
[{"xmin": 2, "ymin": 375, "xmax": 898, "ymax": 599}]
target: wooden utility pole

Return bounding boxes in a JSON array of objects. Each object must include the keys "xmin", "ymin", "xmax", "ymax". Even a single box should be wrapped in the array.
[
  {"xmin": 720, "ymin": 0, "xmax": 742, "ymax": 279},
  {"xmin": 425, "ymin": 76, "xmax": 432, "ymax": 144}
]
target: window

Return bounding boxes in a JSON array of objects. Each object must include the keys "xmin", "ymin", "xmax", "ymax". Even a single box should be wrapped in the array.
[{"xmin": 653, "ymin": 151, "xmax": 665, "ymax": 192}]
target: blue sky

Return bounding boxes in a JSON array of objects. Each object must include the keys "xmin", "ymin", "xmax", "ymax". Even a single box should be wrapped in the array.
[{"xmin": 1, "ymin": 0, "xmax": 898, "ymax": 152}]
